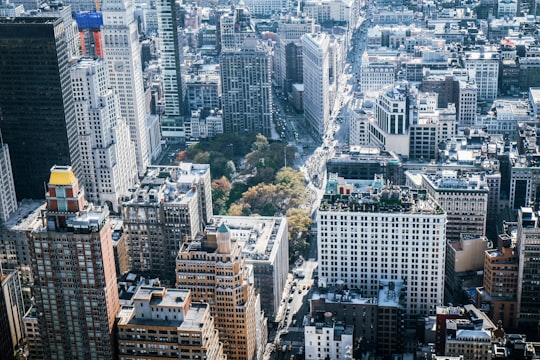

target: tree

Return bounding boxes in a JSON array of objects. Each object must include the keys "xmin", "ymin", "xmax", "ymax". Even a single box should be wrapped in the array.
[
  {"xmin": 211, "ymin": 177, "xmax": 232, "ymax": 215},
  {"xmin": 286, "ymin": 208, "xmax": 312, "ymax": 240},
  {"xmin": 193, "ymin": 151, "xmax": 211, "ymax": 164}
]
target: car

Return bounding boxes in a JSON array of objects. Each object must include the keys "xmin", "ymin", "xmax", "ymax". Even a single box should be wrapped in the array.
[
  {"xmin": 288, "ymin": 296, "xmax": 293, "ymax": 303},
  {"xmin": 297, "ymin": 288, "xmax": 302, "ymax": 294}
]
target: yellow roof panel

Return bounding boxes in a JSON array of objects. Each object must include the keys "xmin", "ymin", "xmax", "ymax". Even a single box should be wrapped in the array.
[{"xmin": 49, "ymin": 165, "xmax": 76, "ymax": 186}]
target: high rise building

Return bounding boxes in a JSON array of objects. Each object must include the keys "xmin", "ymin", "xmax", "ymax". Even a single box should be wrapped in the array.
[
  {"xmin": 0, "ymin": 269, "xmax": 25, "ymax": 360},
  {"xmin": 61, "ymin": 0, "xmax": 101, "ymax": 12},
  {"xmin": 212, "ymin": 216, "xmax": 289, "ymax": 320},
  {"xmin": 317, "ymin": 174, "xmax": 446, "ymax": 318},
  {"xmin": 219, "ymin": 7, "xmax": 255, "ymax": 51},
  {"xmin": 360, "ymin": 55, "xmax": 396, "ymax": 93},
  {"xmin": 274, "ymin": 14, "xmax": 315, "ymax": 93},
  {"xmin": 220, "ymin": 38, "xmax": 272, "ymax": 137},
  {"xmin": 70, "ymin": 57, "xmax": 138, "ymax": 212},
  {"xmin": 102, "ymin": 0, "xmax": 150, "ymax": 175},
  {"xmin": 176, "ymin": 223, "xmax": 267, "ymax": 360},
  {"xmin": 157, "ymin": 0, "xmax": 184, "ymax": 142},
  {"xmin": 463, "ymin": 49, "xmax": 499, "ymax": 101},
  {"xmin": 34, "ymin": 4, "xmax": 80, "ymax": 60},
  {"xmin": 121, "ymin": 164, "xmax": 212, "ymax": 281},
  {"xmin": 369, "ymin": 82, "xmax": 411, "ymax": 157},
  {"xmin": 420, "ymin": 171, "xmax": 488, "ymax": 242},
  {"xmin": 117, "ymin": 287, "xmax": 225, "ymax": 360},
  {"xmin": 0, "ymin": 200, "xmax": 44, "ymax": 288},
  {"xmin": 22, "ymin": 306, "xmax": 42, "ymax": 360},
  {"xmin": 456, "ymin": 78, "xmax": 478, "ymax": 127},
  {"xmin": 0, "ymin": 131, "xmax": 17, "ymax": 223},
  {"xmin": 74, "ymin": 11, "xmax": 104, "ymax": 58},
  {"xmin": 302, "ymin": 32, "xmax": 331, "ymax": 136},
  {"xmin": 516, "ymin": 207, "xmax": 540, "ymax": 330},
  {"xmin": 477, "ymin": 232, "xmax": 519, "ymax": 329},
  {"xmin": 0, "ymin": 17, "xmax": 81, "ymax": 200},
  {"xmin": 27, "ymin": 165, "xmax": 119, "ymax": 359}
]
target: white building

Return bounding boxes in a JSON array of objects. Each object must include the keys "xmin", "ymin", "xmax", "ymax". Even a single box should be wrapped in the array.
[
  {"xmin": 302, "ymin": 0, "xmax": 358, "ymax": 26},
  {"xmin": 203, "ymin": 110, "xmax": 224, "ymax": 138},
  {"xmin": 498, "ymin": 0, "xmax": 517, "ymax": 18},
  {"xmin": 317, "ymin": 175, "xmax": 446, "ymax": 318},
  {"xmin": 369, "ymin": 83, "xmax": 411, "ymax": 157},
  {"xmin": 359, "ymin": 54, "xmax": 396, "ymax": 93},
  {"xmin": 457, "ymin": 78, "xmax": 478, "ymax": 127},
  {"xmin": 372, "ymin": 8, "xmax": 415, "ymax": 24},
  {"xmin": 349, "ymin": 110, "xmax": 372, "ymax": 146},
  {"xmin": 0, "ymin": 139, "xmax": 17, "ymax": 223},
  {"xmin": 481, "ymin": 99, "xmax": 532, "ymax": 136},
  {"xmin": 302, "ymin": 32, "xmax": 331, "ymax": 136},
  {"xmin": 70, "ymin": 58, "xmax": 138, "ymax": 212},
  {"xmin": 419, "ymin": 171, "xmax": 488, "ymax": 242},
  {"xmin": 102, "ymin": 0, "xmax": 150, "ymax": 175},
  {"xmin": 463, "ymin": 50, "xmax": 499, "ymax": 101},
  {"xmin": 243, "ymin": 0, "xmax": 288, "ymax": 17},
  {"xmin": 304, "ymin": 314, "xmax": 354, "ymax": 360}
]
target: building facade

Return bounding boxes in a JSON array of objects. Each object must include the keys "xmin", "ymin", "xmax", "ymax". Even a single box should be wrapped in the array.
[
  {"xmin": 0, "ymin": 17, "xmax": 81, "ymax": 200},
  {"xmin": 304, "ymin": 314, "xmax": 354, "ymax": 360},
  {"xmin": 317, "ymin": 175, "xmax": 446, "ymax": 319},
  {"xmin": 421, "ymin": 171, "xmax": 488, "ymax": 242},
  {"xmin": 0, "ymin": 270, "xmax": 25, "ymax": 359},
  {"xmin": 516, "ymin": 207, "xmax": 540, "ymax": 329},
  {"xmin": 70, "ymin": 57, "xmax": 138, "ymax": 212},
  {"xmin": 157, "ymin": 0, "xmax": 184, "ymax": 142},
  {"xmin": 212, "ymin": 216, "xmax": 289, "ymax": 320},
  {"xmin": 176, "ymin": 223, "xmax": 267, "ymax": 360},
  {"xmin": 477, "ymin": 233, "xmax": 519, "ymax": 329},
  {"xmin": 102, "ymin": 0, "xmax": 150, "ymax": 175},
  {"xmin": 0, "ymin": 137, "xmax": 17, "ymax": 223},
  {"xmin": 220, "ymin": 38, "xmax": 272, "ymax": 137},
  {"xmin": 117, "ymin": 287, "xmax": 225, "ymax": 360},
  {"xmin": 302, "ymin": 32, "xmax": 331, "ymax": 136},
  {"xmin": 122, "ymin": 164, "xmax": 212, "ymax": 281},
  {"xmin": 28, "ymin": 166, "xmax": 119, "ymax": 359}
]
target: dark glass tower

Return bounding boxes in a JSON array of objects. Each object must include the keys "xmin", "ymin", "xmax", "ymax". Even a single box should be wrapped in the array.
[{"xmin": 0, "ymin": 17, "xmax": 80, "ymax": 200}]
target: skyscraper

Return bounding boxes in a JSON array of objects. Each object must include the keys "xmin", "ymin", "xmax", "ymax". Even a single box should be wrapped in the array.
[
  {"xmin": 157, "ymin": 0, "xmax": 184, "ymax": 142},
  {"xmin": 70, "ymin": 57, "xmax": 138, "ymax": 212},
  {"xmin": 176, "ymin": 223, "xmax": 267, "ymax": 360},
  {"xmin": 0, "ymin": 269, "xmax": 25, "ymax": 360},
  {"xmin": 102, "ymin": 0, "xmax": 150, "ymax": 175},
  {"xmin": 220, "ymin": 38, "xmax": 272, "ymax": 137},
  {"xmin": 28, "ymin": 166, "xmax": 119, "ymax": 359},
  {"xmin": 0, "ymin": 129, "xmax": 17, "ymax": 223},
  {"xmin": 302, "ymin": 32, "xmax": 331, "ymax": 136},
  {"xmin": 516, "ymin": 207, "xmax": 540, "ymax": 330},
  {"xmin": 0, "ymin": 17, "xmax": 81, "ymax": 200}
]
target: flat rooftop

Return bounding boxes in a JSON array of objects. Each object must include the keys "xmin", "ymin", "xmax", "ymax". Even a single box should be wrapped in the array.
[
  {"xmin": 2, "ymin": 200, "xmax": 44, "ymax": 230},
  {"xmin": 212, "ymin": 216, "xmax": 286, "ymax": 262}
]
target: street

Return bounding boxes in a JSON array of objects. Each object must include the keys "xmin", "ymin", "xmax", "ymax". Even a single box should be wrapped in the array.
[{"xmin": 265, "ymin": 7, "xmax": 371, "ymax": 359}]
